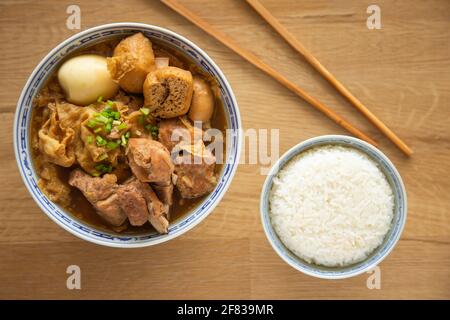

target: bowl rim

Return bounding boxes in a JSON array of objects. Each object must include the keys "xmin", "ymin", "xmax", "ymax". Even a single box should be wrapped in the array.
[
  {"xmin": 13, "ymin": 22, "xmax": 242, "ymax": 248},
  {"xmin": 260, "ymin": 135, "xmax": 407, "ymax": 279}
]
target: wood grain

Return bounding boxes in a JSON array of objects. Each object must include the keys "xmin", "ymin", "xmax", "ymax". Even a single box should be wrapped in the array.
[
  {"xmin": 244, "ymin": 0, "xmax": 412, "ymax": 155},
  {"xmin": 0, "ymin": 0, "xmax": 449, "ymax": 299},
  {"xmin": 162, "ymin": 0, "xmax": 378, "ymax": 146}
]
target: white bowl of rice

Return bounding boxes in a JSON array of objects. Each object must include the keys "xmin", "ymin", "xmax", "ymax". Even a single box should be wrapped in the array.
[{"xmin": 260, "ymin": 135, "xmax": 407, "ymax": 279}]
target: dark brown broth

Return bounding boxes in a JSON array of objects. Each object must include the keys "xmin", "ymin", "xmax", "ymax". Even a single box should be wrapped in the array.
[{"xmin": 30, "ymin": 36, "xmax": 228, "ymax": 234}]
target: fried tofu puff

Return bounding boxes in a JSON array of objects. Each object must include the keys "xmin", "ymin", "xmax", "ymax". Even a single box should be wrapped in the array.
[{"xmin": 107, "ymin": 33, "xmax": 155, "ymax": 93}]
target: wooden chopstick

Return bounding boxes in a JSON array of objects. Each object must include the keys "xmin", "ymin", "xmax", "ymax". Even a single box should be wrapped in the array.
[
  {"xmin": 245, "ymin": 0, "xmax": 412, "ymax": 156},
  {"xmin": 161, "ymin": 0, "xmax": 378, "ymax": 146}
]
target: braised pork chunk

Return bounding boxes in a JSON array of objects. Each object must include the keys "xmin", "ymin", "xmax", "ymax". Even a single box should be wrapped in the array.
[
  {"xmin": 126, "ymin": 138, "xmax": 174, "ymax": 185},
  {"xmin": 158, "ymin": 118, "xmax": 217, "ymax": 198},
  {"xmin": 68, "ymin": 169, "xmax": 126, "ymax": 226}
]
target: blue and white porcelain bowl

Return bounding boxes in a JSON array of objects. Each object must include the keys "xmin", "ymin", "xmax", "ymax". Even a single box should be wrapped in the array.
[
  {"xmin": 14, "ymin": 23, "xmax": 242, "ymax": 247},
  {"xmin": 260, "ymin": 135, "xmax": 407, "ymax": 279}
]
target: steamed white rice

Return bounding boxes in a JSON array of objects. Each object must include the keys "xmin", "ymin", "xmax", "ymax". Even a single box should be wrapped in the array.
[{"xmin": 269, "ymin": 145, "xmax": 394, "ymax": 267}]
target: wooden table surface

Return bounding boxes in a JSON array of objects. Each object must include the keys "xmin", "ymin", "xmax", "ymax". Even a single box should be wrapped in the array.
[{"xmin": 0, "ymin": 0, "xmax": 449, "ymax": 299}]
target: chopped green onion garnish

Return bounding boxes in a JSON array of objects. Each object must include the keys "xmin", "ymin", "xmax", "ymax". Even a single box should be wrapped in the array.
[
  {"xmin": 145, "ymin": 124, "xmax": 158, "ymax": 132},
  {"xmin": 101, "ymin": 110, "xmax": 111, "ymax": 118},
  {"xmin": 87, "ymin": 120, "xmax": 98, "ymax": 128},
  {"xmin": 117, "ymin": 122, "xmax": 128, "ymax": 131},
  {"xmin": 113, "ymin": 120, "xmax": 121, "ymax": 126},
  {"xmin": 112, "ymin": 111, "xmax": 121, "ymax": 120},
  {"xmin": 94, "ymin": 127, "xmax": 102, "ymax": 133},
  {"xmin": 121, "ymin": 135, "xmax": 127, "ymax": 146},
  {"xmin": 105, "ymin": 122, "xmax": 112, "ymax": 133},
  {"xmin": 97, "ymin": 96, "xmax": 103, "ymax": 103},
  {"xmin": 86, "ymin": 136, "xmax": 93, "ymax": 144},
  {"xmin": 106, "ymin": 100, "xmax": 114, "ymax": 107},
  {"xmin": 98, "ymin": 153, "xmax": 108, "ymax": 161},
  {"xmin": 106, "ymin": 141, "xmax": 119, "ymax": 150},
  {"xmin": 92, "ymin": 172, "xmax": 101, "ymax": 177},
  {"xmin": 96, "ymin": 135, "xmax": 107, "ymax": 146},
  {"xmin": 95, "ymin": 114, "xmax": 110, "ymax": 124},
  {"xmin": 140, "ymin": 107, "xmax": 150, "ymax": 116},
  {"xmin": 125, "ymin": 131, "xmax": 130, "ymax": 138},
  {"xmin": 145, "ymin": 124, "xmax": 159, "ymax": 138},
  {"xmin": 94, "ymin": 163, "xmax": 113, "ymax": 173}
]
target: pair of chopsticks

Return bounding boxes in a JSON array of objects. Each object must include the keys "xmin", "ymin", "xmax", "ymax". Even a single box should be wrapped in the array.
[{"xmin": 162, "ymin": 0, "xmax": 412, "ymax": 156}]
